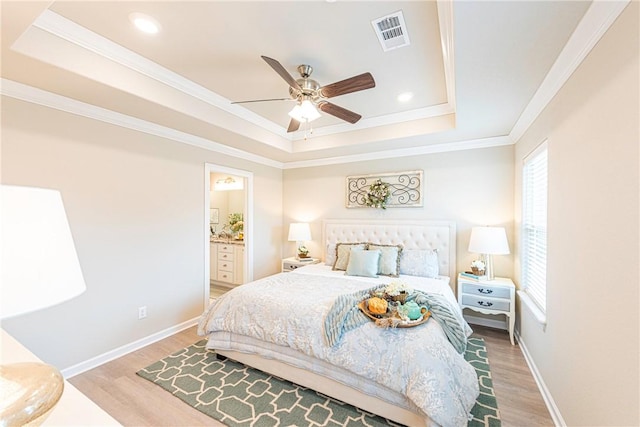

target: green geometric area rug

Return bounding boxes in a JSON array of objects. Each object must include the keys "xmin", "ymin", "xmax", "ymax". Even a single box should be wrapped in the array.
[{"xmin": 137, "ymin": 336, "xmax": 500, "ymax": 427}]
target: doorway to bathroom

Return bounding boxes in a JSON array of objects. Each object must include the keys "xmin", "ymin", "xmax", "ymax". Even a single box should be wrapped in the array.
[{"xmin": 204, "ymin": 163, "xmax": 253, "ymax": 306}]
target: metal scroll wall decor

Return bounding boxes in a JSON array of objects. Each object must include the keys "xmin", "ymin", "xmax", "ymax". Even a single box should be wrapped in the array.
[{"xmin": 346, "ymin": 170, "xmax": 423, "ymax": 208}]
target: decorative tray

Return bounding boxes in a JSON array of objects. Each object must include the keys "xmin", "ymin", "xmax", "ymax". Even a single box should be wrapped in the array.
[{"xmin": 357, "ymin": 300, "xmax": 431, "ymax": 328}]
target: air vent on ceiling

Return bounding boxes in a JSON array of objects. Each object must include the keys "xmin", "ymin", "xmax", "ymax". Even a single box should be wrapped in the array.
[{"xmin": 371, "ymin": 11, "xmax": 410, "ymax": 52}]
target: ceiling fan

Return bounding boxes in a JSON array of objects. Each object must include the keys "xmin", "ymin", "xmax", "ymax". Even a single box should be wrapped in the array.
[{"xmin": 233, "ymin": 56, "xmax": 376, "ymax": 133}]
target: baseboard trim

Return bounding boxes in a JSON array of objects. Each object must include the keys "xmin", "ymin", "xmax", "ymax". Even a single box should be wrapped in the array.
[
  {"xmin": 61, "ymin": 317, "xmax": 199, "ymax": 379},
  {"xmin": 514, "ymin": 329, "xmax": 565, "ymax": 426}
]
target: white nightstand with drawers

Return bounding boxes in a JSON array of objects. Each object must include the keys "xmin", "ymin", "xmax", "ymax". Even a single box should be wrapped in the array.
[{"xmin": 457, "ymin": 274, "xmax": 515, "ymax": 345}]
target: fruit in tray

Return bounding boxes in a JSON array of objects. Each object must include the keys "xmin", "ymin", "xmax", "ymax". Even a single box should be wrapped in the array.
[{"xmin": 367, "ymin": 297, "xmax": 388, "ymax": 315}]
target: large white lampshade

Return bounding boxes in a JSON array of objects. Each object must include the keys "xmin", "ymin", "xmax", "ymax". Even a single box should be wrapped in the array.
[
  {"xmin": 288, "ymin": 223, "xmax": 311, "ymax": 259},
  {"xmin": 1, "ymin": 185, "xmax": 87, "ymax": 426},
  {"xmin": 468, "ymin": 226, "xmax": 510, "ymax": 280},
  {"xmin": 1, "ymin": 185, "xmax": 87, "ymax": 318}
]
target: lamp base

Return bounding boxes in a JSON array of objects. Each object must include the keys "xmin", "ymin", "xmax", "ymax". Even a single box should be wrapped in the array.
[
  {"xmin": 485, "ymin": 254, "xmax": 496, "ymax": 281},
  {"xmin": 0, "ymin": 362, "xmax": 64, "ymax": 426}
]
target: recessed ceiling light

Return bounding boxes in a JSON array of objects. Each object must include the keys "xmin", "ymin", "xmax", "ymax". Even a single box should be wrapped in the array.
[
  {"xmin": 397, "ymin": 92, "xmax": 413, "ymax": 102},
  {"xmin": 129, "ymin": 13, "xmax": 161, "ymax": 34}
]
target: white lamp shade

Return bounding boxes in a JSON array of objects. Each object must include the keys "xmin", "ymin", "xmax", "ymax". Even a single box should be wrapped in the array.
[
  {"xmin": 468, "ymin": 226, "xmax": 510, "ymax": 255},
  {"xmin": 288, "ymin": 223, "xmax": 311, "ymax": 242},
  {"xmin": 1, "ymin": 186, "xmax": 87, "ymax": 319}
]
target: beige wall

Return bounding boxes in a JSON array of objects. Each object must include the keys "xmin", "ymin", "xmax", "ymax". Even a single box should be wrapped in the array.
[
  {"xmin": 283, "ymin": 145, "xmax": 516, "ymax": 281},
  {"xmin": 0, "ymin": 97, "xmax": 283, "ymax": 370},
  {"xmin": 513, "ymin": 3, "xmax": 639, "ymax": 425}
]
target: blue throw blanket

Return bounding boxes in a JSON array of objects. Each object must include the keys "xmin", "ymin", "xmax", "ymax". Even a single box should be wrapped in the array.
[{"xmin": 324, "ymin": 286, "xmax": 469, "ymax": 354}]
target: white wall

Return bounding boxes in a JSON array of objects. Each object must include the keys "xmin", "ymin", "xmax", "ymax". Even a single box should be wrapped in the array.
[
  {"xmin": 283, "ymin": 145, "xmax": 515, "ymax": 280},
  {"xmin": 513, "ymin": 3, "xmax": 639, "ymax": 425},
  {"xmin": 0, "ymin": 97, "xmax": 283, "ymax": 370}
]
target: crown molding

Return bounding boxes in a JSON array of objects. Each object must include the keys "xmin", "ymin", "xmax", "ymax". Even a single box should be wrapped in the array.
[
  {"xmin": 0, "ymin": 79, "xmax": 284, "ymax": 169},
  {"xmin": 282, "ymin": 135, "xmax": 513, "ymax": 169},
  {"xmin": 289, "ymin": 103, "xmax": 455, "ymax": 139},
  {"xmin": 4, "ymin": 2, "xmax": 622, "ymax": 170},
  {"xmin": 437, "ymin": 0, "xmax": 456, "ymax": 111},
  {"xmin": 2, "ymin": 78, "xmax": 512, "ymax": 170},
  {"xmin": 32, "ymin": 9, "xmax": 289, "ymax": 140},
  {"xmin": 31, "ymin": 9, "xmax": 456, "ymax": 144},
  {"xmin": 509, "ymin": 0, "xmax": 630, "ymax": 142}
]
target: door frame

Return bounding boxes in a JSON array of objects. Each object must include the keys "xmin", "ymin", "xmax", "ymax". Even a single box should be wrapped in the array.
[{"xmin": 204, "ymin": 163, "xmax": 254, "ymax": 307}]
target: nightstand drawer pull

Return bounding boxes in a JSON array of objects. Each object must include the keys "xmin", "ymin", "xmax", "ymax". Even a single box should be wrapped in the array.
[
  {"xmin": 461, "ymin": 295, "xmax": 510, "ymax": 311},
  {"xmin": 462, "ymin": 283, "xmax": 510, "ymax": 299}
]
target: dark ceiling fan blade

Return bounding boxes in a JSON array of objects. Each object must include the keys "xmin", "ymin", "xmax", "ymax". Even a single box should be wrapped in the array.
[
  {"xmin": 317, "ymin": 101, "xmax": 362, "ymax": 124},
  {"xmin": 318, "ymin": 72, "xmax": 375, "ymax": 98},
  {"xmin": 287, "ymin": 118, "xmax": 301, "ymax": 133},
  {"xmin": 231, "ymin": 97, "xmax": 293, "ymax": 104},
  {"xmin": 261, "ymin": 56, "xmax": 302, "ymax": 91}
]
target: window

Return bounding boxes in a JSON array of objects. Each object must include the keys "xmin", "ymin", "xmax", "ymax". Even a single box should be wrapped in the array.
[{"xmin": 522, "ymin": 141, "xmax": 548, "ymax": 313}]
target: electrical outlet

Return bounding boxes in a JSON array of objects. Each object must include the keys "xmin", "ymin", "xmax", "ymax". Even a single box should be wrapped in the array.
[{"xmin": 138, "ymin": 306, "xmax": 147, "ymax": 319}]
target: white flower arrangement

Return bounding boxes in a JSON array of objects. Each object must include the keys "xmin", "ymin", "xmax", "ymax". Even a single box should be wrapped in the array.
[
  {"xmin": 384, "ymin": 280, "xmax": 412, "ymax": 297},
  {"xmin": 298, "ymin": 245, "xmax": 309, "ymax": 256},
  {"xmin": 471, "ymin": 259, "xmax": 486, "ymax": 270},
  {"xmin": 364, "ymin": 179, "xmax": 391, "ymax": 209}
]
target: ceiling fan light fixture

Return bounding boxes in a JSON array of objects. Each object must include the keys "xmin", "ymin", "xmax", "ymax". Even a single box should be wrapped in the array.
[{"xmin": 288, "ymin": 100, "xmax": 321, "ymax": 123}]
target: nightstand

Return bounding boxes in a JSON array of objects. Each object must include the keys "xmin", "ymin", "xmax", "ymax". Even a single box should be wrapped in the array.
[
  {"xmin": 282, "ymin": 257, "xmax": 320, "ymax": 272},
  {"xmin": 457, "ymin": 274, "xmax": 515, "ymax": 345}
]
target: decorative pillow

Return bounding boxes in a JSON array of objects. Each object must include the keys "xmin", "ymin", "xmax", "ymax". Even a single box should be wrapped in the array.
[
  {"xmin": 332, "ymin": 243, "xmax": 367, "ymax": 271},
  {"xmin": 346, "ymin": 249, "xmax": 381, "ymax": 278},
  {"xmin": 368, "ymin": 244, "xmax": 403, "ymax": 277},
  {"xmin": 399, "ymin": 249, "xmax": 439, "ymax": 278},
  {"xmin": 325, "ymin": 243, "xmax": 337, "ymax": 266}
]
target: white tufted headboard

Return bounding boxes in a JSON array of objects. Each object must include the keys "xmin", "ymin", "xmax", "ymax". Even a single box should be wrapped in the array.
[{"xmin": 322, "ymin": 219, "xmax": 457, "ymax": 283}]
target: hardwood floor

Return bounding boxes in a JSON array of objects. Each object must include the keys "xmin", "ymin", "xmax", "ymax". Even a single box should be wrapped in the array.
[
  {"xmin": 210, "ymin": 282, "xmax": 235, "ymax": 299},
  {"xmin": 70, "ymin": 325, "xmax": 554, "ymax": 427}
]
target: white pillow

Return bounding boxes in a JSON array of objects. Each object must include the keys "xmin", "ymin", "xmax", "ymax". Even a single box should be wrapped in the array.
[
  {"xmin": 332, "ymin": 243, "xmax": 367, "ymax": 271},
  {"xmin": 368, "ymin": 244, "xmax": 402, "ymax": 277},
  {"xmin": 325, "ymin": 243, "xmax": 337, "ymax": 266},
  {"xmin": 399, "ymin": 249, "xmax": 439, "ymax": 278},
  {"xmin": 346, "ymin": 249, "xmax": 380, "ymax": 278}
]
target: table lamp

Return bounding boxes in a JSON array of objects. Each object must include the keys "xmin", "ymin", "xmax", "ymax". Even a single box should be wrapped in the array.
[
  {"xmin": 1, "ymin": 185, "xmax": 87, "ymax": 425},
  {"xmin": 468, "ymin": 226, "xmax": 510, "ymax": 280},
  {"xmin": 287, "ymin": 222, "xmax": 311, "ymax": 260}
]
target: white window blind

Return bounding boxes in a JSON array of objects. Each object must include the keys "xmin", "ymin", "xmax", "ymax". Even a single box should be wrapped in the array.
[{"xmin": 522, "ymin": 141, "xmax": 548, "ymax": 312}]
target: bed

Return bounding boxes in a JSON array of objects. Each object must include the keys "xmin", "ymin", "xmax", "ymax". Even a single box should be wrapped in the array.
[{"xmin": 197, "ymin": 220, "xmax": 479, "ymax": 427}]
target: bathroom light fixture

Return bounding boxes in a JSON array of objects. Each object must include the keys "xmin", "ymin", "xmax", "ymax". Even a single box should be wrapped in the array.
[
  {"xmin": 288, "ymin": 100, "xmax": 321, "ymax": 123},
  {"xmin": 129, "ymin": 13, "xmax": 161, "ymax": 34},
  {"xmin": 214, "ymin": 177, "xmax": 243, "ymax": 191},
  {"xmin": 1, "ymin": 185, "xmax": 87, "ymax": 426},
  {"xmin": 468, "ymin": 226, "xmax": 510, "ymax": 280}
]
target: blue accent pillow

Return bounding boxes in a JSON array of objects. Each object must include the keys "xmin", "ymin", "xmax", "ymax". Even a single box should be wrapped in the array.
[{"xmin": 346, "ymin": 249, "xmax": 381, "ymax": 278}]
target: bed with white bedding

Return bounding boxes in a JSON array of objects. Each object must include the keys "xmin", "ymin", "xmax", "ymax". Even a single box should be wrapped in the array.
[{"xmin": 197, "ymin": 220, "xmax": 479, "ymax": 427}]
